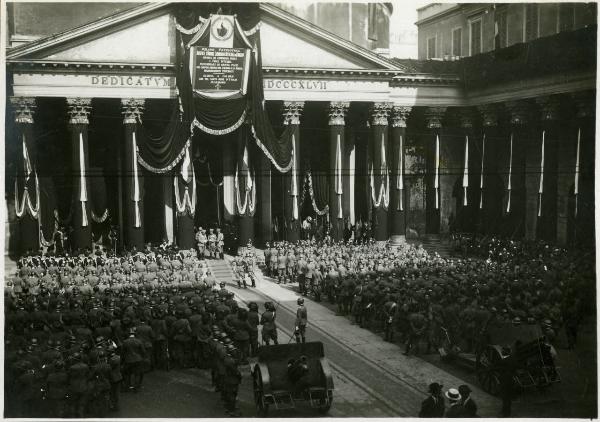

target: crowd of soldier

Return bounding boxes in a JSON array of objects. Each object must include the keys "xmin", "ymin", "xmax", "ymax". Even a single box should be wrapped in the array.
[
  {"xmin": 258, "ymin": 236, "xmax": 592, "ymax": 355},
  {"xmin": 3, "ymin": 248, "xmax": 286, "ymax": 418}
]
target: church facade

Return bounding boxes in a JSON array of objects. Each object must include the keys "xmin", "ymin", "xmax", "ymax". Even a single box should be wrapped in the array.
[{"xmin": 4, "ymin": 2, "xmax": 596, "ymax": 256}]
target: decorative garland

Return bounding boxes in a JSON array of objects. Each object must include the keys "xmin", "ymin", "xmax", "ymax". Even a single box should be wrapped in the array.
[
  {"xmin": 370, "ymin": 162, "xmax": 390, "ymax": 210},
  {"xmin": 305, "ymin": 170, "xmax": 329, "ymax": 216},
  {"xmin": 174, "ymin": 167, "xmax": 197, "ymax": 216},
  {"xmin": 234, "ymin": 168, "xmax": 256, "ymax": 216},
  {"xmin": 243, "ymin": 22, "xmax": 261, "ymax": 36},
  {"xmin": 91, "ymin": 208, "xmax": 110, "ymax": 223},
  {"xmin": 175, "ymin": 20, "xmax": 203, "ymax": 35},
  {"xmin": 138, "ymin": 137, "xmax": 191, "ymax": 173},
  {"xmin": 14, "ymin": 172, "xmax": 40, "ymax": 219},
  {"xmin": 250, "ymin": 123, "xmax": 293, "ymax": 173},
  {"xmin": 193, "ymin": 111, "xmax": 246, "ymax": 136}
]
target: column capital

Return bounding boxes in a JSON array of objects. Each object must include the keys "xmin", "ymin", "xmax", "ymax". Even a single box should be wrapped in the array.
[
  {"xmin": 504, "ymin": 100, "xmax": 530, "ymax": 125},
  {"xmin": 121, "ymin": 98, "xmax": 145, "ymax": 124},
  {"xmin": 458, "ymin": 106, "xmax": 477, "ymax": 129},
  {"xmin": 369, "ymin": 102, "xmax": 391, "ymax": 126},
  {"xmin": 477, "ymin": 103, "xmax": 502, "ymax": 127},
  {"xmin": 10, "ymin": 97, "xmax": 36, "ymax": 124},
  {"xmin": 328, "ymin": 101, "xmax": 349, "ymax": 126},
  {"xmin": 572, "ymin": 91, "xmax": 594, "ymax": 119},
  {"xmin": 282, "ymin": 101, "xmax": 304, "ymax": 125},
  {"xmin": 67, "ymin": 98, "xmax": 92, "ymax": 125},
  {"xmin": 424, "ymin": 106, "xmax": 446, "ymax": 129},
  {"xmin": 536, "ymin": 96, "xmax": 561, "ymax": 121},
  {"xmin": 390, "ymin": 105, "xmax": 412, "ymax": 128}
]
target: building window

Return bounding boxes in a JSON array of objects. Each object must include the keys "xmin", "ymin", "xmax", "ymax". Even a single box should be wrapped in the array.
[
  {"xmin": 525, "ymin": 4, "xmax": 539, "ymax": 41},
  {"xmin": 368, "ymin": 3, "xmax": 378, "ymax": 41},
  {"xmin": 470, "ymin": 18, "xmax": 482, "ymax": 56},
  {"xmin": 495, "ymin": 8, "xmax": 508, "ymax": 49},
  {"xmin": 558, "ymin": 3, "xmax": 575, "ymax": 32},
  {"xmin": 427, "ymin": 35, "xmax": 436, "ymax": 59},
  {"xmin": 452, "ymin": 27, "xmax": 462, "ymax": 57}
]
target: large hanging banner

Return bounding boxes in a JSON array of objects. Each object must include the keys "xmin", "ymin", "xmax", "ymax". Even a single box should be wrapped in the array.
[{"xmin": 138, "ymin": 7, "xmax": 294, "ymax": 174}]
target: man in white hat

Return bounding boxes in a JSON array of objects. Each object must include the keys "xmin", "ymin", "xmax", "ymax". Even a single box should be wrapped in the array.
[{"xmin": 444, "ymin": 388, "xmax": 464, "ymax": 417}]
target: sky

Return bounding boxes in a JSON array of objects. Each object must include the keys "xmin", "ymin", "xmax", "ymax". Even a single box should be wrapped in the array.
[{"xmin": 388, "ymin": 1, "xmax": 429, "ymax": 58}]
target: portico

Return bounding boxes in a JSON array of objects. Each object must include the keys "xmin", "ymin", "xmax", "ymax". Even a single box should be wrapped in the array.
[{"xmin": 5, "ymin": 3, "xmax": 595, "ymax": 256}]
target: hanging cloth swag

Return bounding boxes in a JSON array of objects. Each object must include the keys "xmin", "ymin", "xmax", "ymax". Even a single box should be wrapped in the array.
[
  {"xmin": 291, "ymin": 134, "xmax": 299, "ymax": 220},
  {"xmin": 538, "ymin": 130, "xmax": 545, "ymax": 217},
  {"xmin": 462, "ymin": 135, "xmax": 469, "ymax": 206},
  {"xmin": 174, "ymin": 144, "xmax": 197, "ymax": 216},
  {"xmin": 506, "ymin": 133, "xmax": 513, "ymax": 213},
  {"xmin": 434, "ymin": 134, "xmax": 440, "ymax": 210},
  {"xmin": 15, "ymin": 132, "xmax": 40, "ymax": 219},
  {"xmin": 479, "ymin": 134, "xmax": 486, "ymax": 210},
  {"xmin": 335, "ymin": 134, "xmax": 343, "ymax": 218},
  {"xmin": 574, "ymin": 128, "xmax": 581, "ymax": 217},
  {"xmin": 396, "ymin": 134, "xmax": 404, "ymax": 211},
  {"xmin": 156, "ymin": 12, "xmax": 295, "ymax": 173},
  {"xmin": 371, "ymin": 133, "xmax": 390, "ymax": 209}
]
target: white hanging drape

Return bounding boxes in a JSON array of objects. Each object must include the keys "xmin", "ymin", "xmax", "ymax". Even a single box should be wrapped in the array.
[
  {"xmin": 462, "ymin": 135, "xmax": 469, "ymax": 206},
  {"xmin": 79, "ymin": 132, "xmax": 88, "ymax": 227},
  {"xmin": 434, "ymin": 134, "xmax": 440, "ymax": 209},
  {"xmin": 397, "ymin": 134, "xmax": 404, "ymax": 211},
  {"xmin": 132, "ymin": 131, "xmax": 141, "ymax": 227},
  {"xmin": 506, "ymin": 133, "xmax": 513, "ymax": 213},
  {"xmin": 479, "ymin": 134, "xmax": 486, "ymax": 210},
  {"xmin": 538, "ymin": 130, "xmax": 545, "ymax": 217},
  {"xmin": 335, "ymin": 133, "xmax": 343, "ymax": 218},
  {"xmin": 574, "ymin": 128, "xmax": 581, "ymax": 217}
]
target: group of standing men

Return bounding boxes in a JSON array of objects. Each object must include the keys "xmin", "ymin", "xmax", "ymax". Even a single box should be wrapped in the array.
[{"xmin": 195, "ymin": 227, "xmax": 224, "ymax": 260}]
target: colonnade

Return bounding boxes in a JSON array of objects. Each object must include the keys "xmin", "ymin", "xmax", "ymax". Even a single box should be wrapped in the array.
[{"xmin": 8, "ymin": 90, "xmax": 595, "ymax": 254}]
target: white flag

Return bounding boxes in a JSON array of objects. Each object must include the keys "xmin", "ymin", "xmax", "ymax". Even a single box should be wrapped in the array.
[{"xmin": 462, "ymin": 135, "xmax": 469, "ymax": 206}]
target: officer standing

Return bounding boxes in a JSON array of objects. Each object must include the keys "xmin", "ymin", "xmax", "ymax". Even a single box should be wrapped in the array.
[
  {"xmin": 295, "ymin": 298, "xmax": 308, "ymax": 344},
  {"xmin": 260, "ymin": 302, "xmax": 278, "ymax": 345}
]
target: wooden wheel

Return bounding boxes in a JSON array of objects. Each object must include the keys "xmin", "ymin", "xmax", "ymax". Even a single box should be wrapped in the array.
[
  {"xmin": 253, "ymin": 368, "xmax": 269, "ymax": 417},
  {"xmin": 476, "ymin": 346, "xmax": 501, "ymax": 396},
  {"xmin": 317, "ymin": 397, "xmax": 332, "ymax": 414}
]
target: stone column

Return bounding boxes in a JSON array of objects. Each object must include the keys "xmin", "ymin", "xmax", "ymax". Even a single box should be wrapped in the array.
[
  {"xmin": 389, "ymin": 105, "xmax": 411, "ymax": 244},
  {"xmin": 283, "ymin": 101, "xmax": 304, "ymax": 243},
  {"xmin": 369, "ymin": 102, "xmax": 391, "ymax": 241},
  {"xmin": 236, "ymin": 125, "xmax": 256, "ymax": 247},
  {"xmin": 424, "ymin": 107, "xmax": 445, "ymax": 234},
  {"xmin": 67, "ymin": 98, "xmax": 93, "ymax": 251},
  {"xmin": 458, "ymin": 108, "xmax": 477, "ymax": 233},
  {"xmin": 477, "ymin": 104, "xmax": 501, "ymax": 235},
  {"xmin": 505, "ymin": 101, "xmax": 530, "ymax": 239},
  {"xmin": 328, "ymin": 102, "xmax": 349, "ymax": 241},
  {"xmin": 568, "ymin": 91, "xmax": 595, "ymax": 246},
  {"xmin": 258, "ymin": 152, "xmax": 272, "ymax": 246},
  {"xmin": 10, "ymin": 97, "xmax": 38, "ymax": 254},
  {"xmin": 535, "ymin": 96, "xmax": 561, "ymax": 241},
  {"xmin": 121, "ymin": 99, "xmax": 145, "ymax": 250}
]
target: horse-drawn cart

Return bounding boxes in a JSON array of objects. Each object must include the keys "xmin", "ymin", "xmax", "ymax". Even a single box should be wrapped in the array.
[{"xmin": 251, "ymin": 341, "xmax": 334, "ymax": 416}]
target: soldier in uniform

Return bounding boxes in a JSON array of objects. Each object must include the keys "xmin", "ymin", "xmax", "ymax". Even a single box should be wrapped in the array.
[
  {"xmin": 383, "ymin": 295, "xmax": 398, "ymax": 342},
  {"xmin": 294, "ymin": 298, "xmax": 308, "ymax": 344},
  {"xmin": 247, "ymin": 302, "xmax": 260, "ymax": 357},
  {"xmin": 121, "ymin": 327, "xmax": 146, "ymax": 392},
  {"xmin": 216, "ymin": 228, "xmax": 225, "ymax": 260},
  {"xmin": 221, "ymin": 352, "xmax": 242, "ymax": 416},
  {"xmin": 208, "ymin": 229, "xmax": 217, "ymax": 259},
  {"xmin": 260, "ymin": 302, "xmax": 278, "ymax": 345},
  {"xmin": 45, "ymin": 359, "xmax": 69, "ymax": 417}
]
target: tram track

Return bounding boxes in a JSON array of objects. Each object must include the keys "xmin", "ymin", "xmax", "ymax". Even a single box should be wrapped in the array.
[{"xmin": 227, "ymin": 276, "xmax": 422, "ymax": 416}]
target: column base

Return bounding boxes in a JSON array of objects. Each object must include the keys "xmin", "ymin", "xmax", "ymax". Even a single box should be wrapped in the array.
[{"xmin": 389, "ymin": 234, "xmax": 406, "ymax": 245}]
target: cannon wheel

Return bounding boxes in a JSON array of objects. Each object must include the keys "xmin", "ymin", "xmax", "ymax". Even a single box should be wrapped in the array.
[
  {"xmin": 252, "ymin": 368, "xmax": 269, "ymax": 417},
  {"xmin": 317, "ymin": 397, "xmax": 332, "ymax": 414},
  {"xmin": 476, "ymin": 346, "xmax": 501, "ymax": 395}
]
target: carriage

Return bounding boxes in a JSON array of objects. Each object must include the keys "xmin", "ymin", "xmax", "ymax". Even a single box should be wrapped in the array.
[
  {"xmin": 475, "ymin": 323, "xmax": 560, "ymax": 395},
  {"xmin": 251, "ymin": 341, "xmax": 334, "ymax": 416}
]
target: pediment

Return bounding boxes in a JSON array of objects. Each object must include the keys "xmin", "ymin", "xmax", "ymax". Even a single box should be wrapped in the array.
[{"xmin": 7, "ymin": 3, "xmax": 401, "ymax": 72}]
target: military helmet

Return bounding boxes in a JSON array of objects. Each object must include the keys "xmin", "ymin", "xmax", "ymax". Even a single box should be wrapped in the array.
[{"xmin": 297, "ymin": 298, "xmax": 304, "ymax": 305}]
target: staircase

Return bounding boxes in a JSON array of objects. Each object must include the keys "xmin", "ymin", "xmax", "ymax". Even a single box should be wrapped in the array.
[
  {"xmin": 410, "ymin": 235, "xmax": 455, "ymax": 259},
  {"xmin": 207, "ymin": 258, "xmax": 236, "ymax": 285}
]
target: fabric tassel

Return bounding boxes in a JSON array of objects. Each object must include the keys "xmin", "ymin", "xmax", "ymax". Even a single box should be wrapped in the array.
[
  {"xmin": 479, "ymin": 134, "xmax": 485, "ymax": 210},
  {"xmin": 434, "ymin": 134, "xmax": 439, "ymax": 209},
  {"xmin": 133, "ymin": 132, "xmax": 141, "ymax": 228},
  {"xmin": 397, "ymin": 135, "xmax": 403, "ymax": 211},
  {"xmin": 506, "ymin": 133, "xmax": 513, "ymax": 213},
  {"xmin": 79, "ymin": 133, "xmax": 88, "ymax": 227},
  {"xmin": 462, "ymin": 135, "xmax": 469, "ymax": 206},
  {"xmin": 574, "ymin": 128, "xmax": 580, "ymax": 217},
  {"xmin": 538, "ymin": 130, "xmax": 545, "ymax": 217}
]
